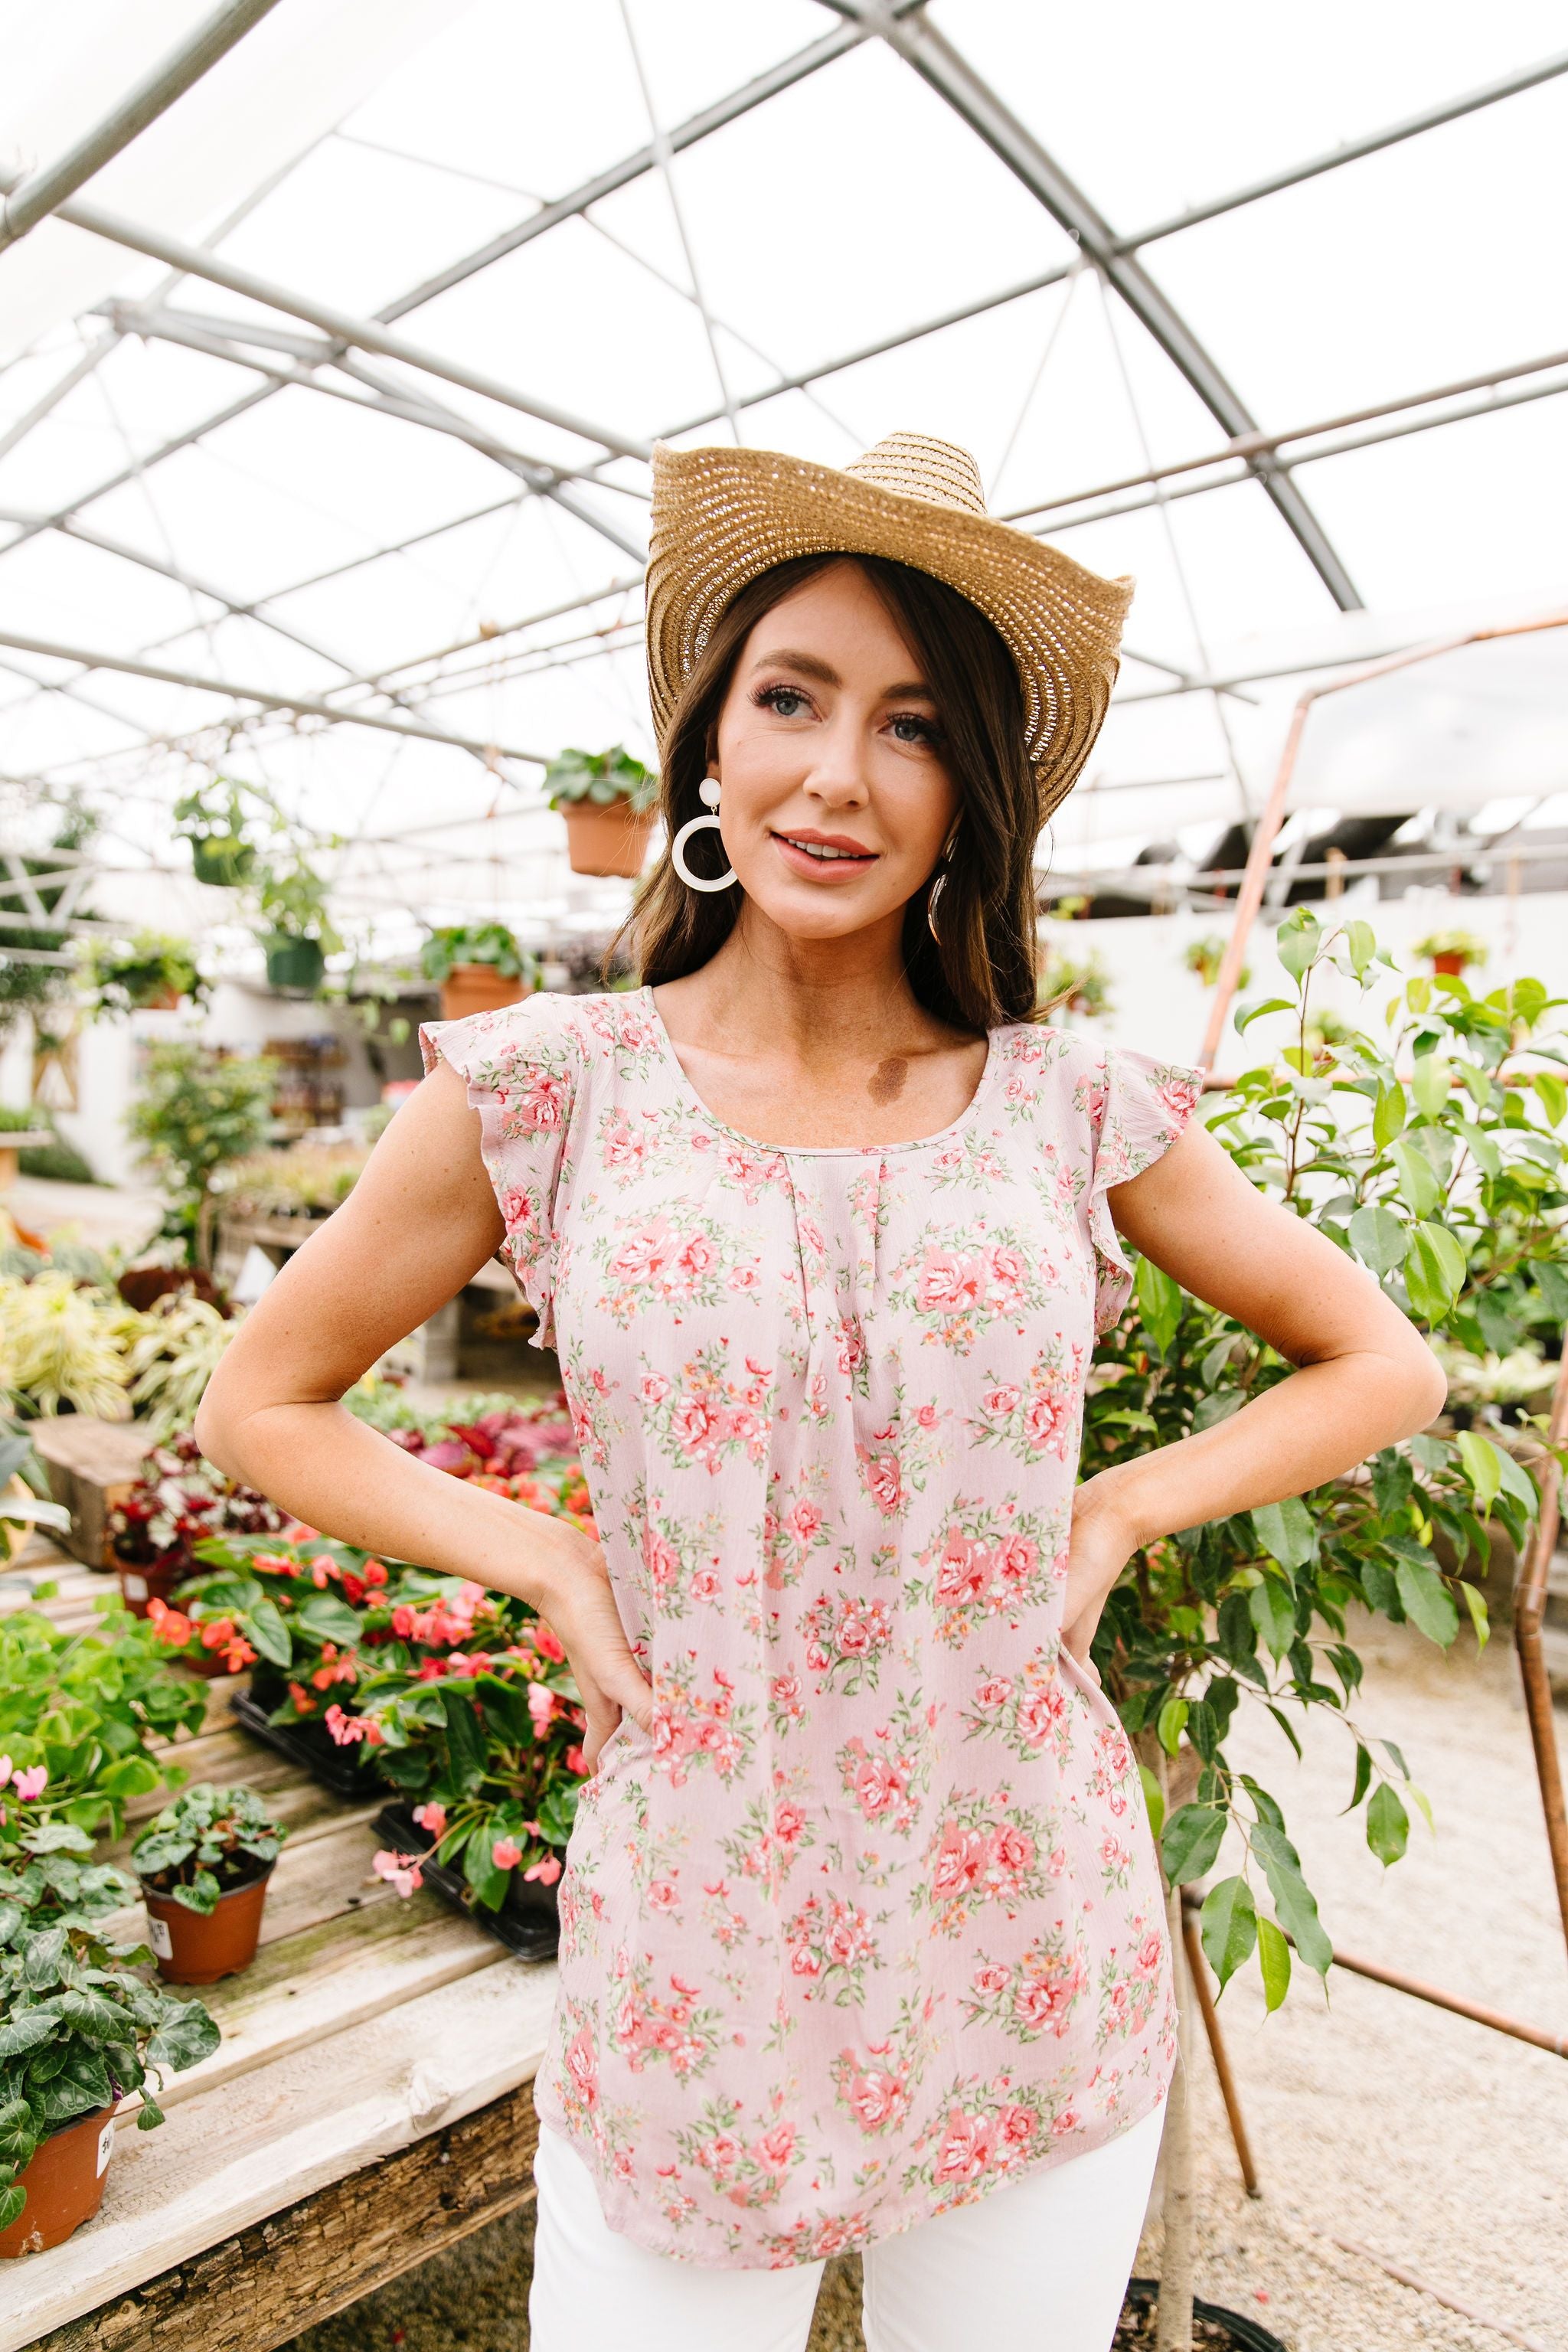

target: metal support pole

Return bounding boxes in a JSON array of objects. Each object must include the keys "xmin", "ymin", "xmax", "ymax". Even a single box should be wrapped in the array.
[
  {"xmin": 0, "ymin": 0, "xmax": 283, "ymax": 251},
  {"xmin": 1179, "ymin": 1905, "xmax": 1262, "ymax": 2197},
  {"xmin": 1514, "ymin": 1337, "xmax": 1568, "ymax": 1957}
]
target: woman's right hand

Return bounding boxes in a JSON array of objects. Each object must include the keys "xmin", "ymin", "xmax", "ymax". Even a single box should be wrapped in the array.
[{"xmin": 529, "ymin": 1524, "xmax": 654, "ymax": 1775}]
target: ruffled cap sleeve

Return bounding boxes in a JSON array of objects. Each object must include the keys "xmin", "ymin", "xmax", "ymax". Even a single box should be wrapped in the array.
[
  {"xmin": 419, "ymin": 994, "xmax": 581, "ymax": 1349},
  {"xmin": 1086, "ymin": 1047, "xmax": 1203, "ymax": 1335}
]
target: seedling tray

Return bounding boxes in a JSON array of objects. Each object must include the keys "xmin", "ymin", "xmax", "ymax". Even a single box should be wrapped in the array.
[
  {"xmin": 372, "ymin": 1801, "xmax": 560, "ymax": 1962},
  {"xmin": 232, "ymin": 1681, "xmax": 373, "ymax": 1801}
]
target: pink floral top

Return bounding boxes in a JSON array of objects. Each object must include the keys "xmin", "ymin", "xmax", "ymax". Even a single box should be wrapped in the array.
[{"xmin": 420, "ymin": 987, "xmax": 1200, "ymax": 2269}]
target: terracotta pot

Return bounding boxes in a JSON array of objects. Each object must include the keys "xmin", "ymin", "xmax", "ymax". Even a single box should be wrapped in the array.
[
  {"xmin": 141, "ymin": 1860, "xmax": 274, "ymax": 1985},
  {"xmin": 1431, "ymin": 950, "xmax": 1467, "ymax": 976},
  {"xmin": 561, "ymin": 800, "xmax": 655, "ymax": 879},
  {"xmin": 0, "ymin": 2105, "xmax": 117, "ymax": 2259},
  {"xmin": 115, "ymin": 1554, "xmax": 191, "ymax": 1619},
  {"xmin": 439, "ymin": 965, "xmax": 530, "ymax": 1022},
  {"xmin": 139, "ymin": 983, "xmax": 183, "ymax": 1011}
]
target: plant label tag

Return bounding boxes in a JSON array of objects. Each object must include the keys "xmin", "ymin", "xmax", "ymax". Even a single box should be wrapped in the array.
[
  {"xmin": 147, "ymin": 1914, "xmax": 173, "ymax": 1959},
  {"xmin": 124, "ymin": 1573, "xmax": 149, "ymax": 1600},
  {"xmin": 97, "ymin": 2119, "xmax": 115, "ymax": 2176}
]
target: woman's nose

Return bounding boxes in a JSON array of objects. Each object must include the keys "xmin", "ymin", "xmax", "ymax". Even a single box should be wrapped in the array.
[{"xmin": 802, "ymin": 719, "xmax": 870, "ymax": 806}]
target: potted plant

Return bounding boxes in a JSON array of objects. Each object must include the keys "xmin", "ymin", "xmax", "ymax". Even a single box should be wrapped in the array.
[
  {"xmin": 419, "ymin": 924, "xmax": 538, "ymax": 1022},
  {"xmin": 1182, "ymin": 934, "xmax": 1251, "ymax": 991},
  {"xmin": 1084, "ymin": 910, "xmax": 1568, "ymax": 2347},
  {"xmin": 1037, "ymin": 939, "xmax": 1113, "ymax": 1021},
  {"xmin": 108, "ymin": 1430, "xmax": 286, "ymax": 1617},
  {"xmin": 253, "ymin": 854, "xmax": 341, "ymax": 995},
  {"xmin": 82, "ymin": 932, "xmax": 204, "ymax": 1017},
  {"xmin": 0, "ymin": 1804, "xmax": 219, "ymax": 2256},
  {"xmin": 131, "ymin": 1782, "xmax": 288, "ymax": 1984},
  {"xmin": 1412, "ymin": 924, "xmax": 1488, "ymax": 978},
  {"xmin": 126, "ymin": 1040, "xmax": 277, "ymax": 1266},
  {"xmin": 545, "ymin": 746, "xmax": 659, "ymax": 878},
  {"xmin": 173, "ymin": 776, "xmax": 273, "ymax": 890}
]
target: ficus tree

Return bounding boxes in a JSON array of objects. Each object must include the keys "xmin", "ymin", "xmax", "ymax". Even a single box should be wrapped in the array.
[{"xmin": 1083, "ymin": 911, "xmax": 1567, "ymax": 2346}]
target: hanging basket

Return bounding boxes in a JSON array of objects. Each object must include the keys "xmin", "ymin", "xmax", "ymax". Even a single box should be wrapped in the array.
[
  {"xmin": 561, "ymin": 802, "xmax": 656, "ymax": 880},
  {"xmin": 189, "ymin": 836, "xmax": 256, "ymax": 889},
  {"xmin": 263, "ymin": 936, "xmax": 325, "ymax": 995},
  {"xmin": 439, "ymin": 965, "xmax": 531, "ymax": 1022}
]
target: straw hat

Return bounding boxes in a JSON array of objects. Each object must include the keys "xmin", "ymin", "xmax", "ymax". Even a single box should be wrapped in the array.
[{"xmin": 644, "ymin": 431, "xmax": 1133, "ymax": 821}]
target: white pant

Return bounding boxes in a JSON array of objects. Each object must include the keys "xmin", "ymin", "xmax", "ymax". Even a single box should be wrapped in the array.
[{"xmin": 528, "ymin": 2100, "xmax": 1164, "ymax": 2352}]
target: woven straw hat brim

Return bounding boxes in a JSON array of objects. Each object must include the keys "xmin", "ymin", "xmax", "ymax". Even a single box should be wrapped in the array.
[{"xmin": 645, "ymin": 441, "xmax": 1134, "ymax": 823}]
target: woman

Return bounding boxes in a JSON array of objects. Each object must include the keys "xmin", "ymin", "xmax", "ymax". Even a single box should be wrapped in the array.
[{"xmin": 198, "ymin": 433, "xmax": 1443, "ymax": 2351}]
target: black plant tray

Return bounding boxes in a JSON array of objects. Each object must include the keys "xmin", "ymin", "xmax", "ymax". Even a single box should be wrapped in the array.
[
  {"xmin": 232, "ymin": 1679, "xmax": 373, "ymax": 1801},
  {"xmin": 1119, "ymin": 2279, "xmax": 1286, "ymax": 2352},
  {"xmin": 373, "ymin": 1801, "xmax": 560, "ymax": 1962}
]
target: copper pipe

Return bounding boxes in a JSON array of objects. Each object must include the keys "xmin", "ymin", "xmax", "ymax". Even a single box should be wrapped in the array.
[
  {"xmin": 1326, "ymin": 1947, "xmax": 1568, "ymax": 2058},
  {"xmin": 1197, "ymin": 608, "xmax": 1568, "ymax": 1070},
  {"xmin": 1514, "ymin": 1334, "xmax": 1568, "ymax": 1955},
  {"xmin": 1180, "ymin": 1906, "xmax": 1262, "ymax": 2196}
]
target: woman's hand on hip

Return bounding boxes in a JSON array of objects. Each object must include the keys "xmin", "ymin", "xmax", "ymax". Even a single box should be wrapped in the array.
[
  {"xmin": 1060, "ymin": 1472, "xmax": 1142, "ymax": 1685},
  {"xmin": 533, "ymin": 1526, "xmax": 654, "ymax": 1775}
]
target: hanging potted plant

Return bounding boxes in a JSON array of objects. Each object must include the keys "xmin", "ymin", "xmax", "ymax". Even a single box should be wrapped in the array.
[
  {"xmin": 173, "ymin": 776, "xmax": 272, "ymax": 890},
  {"xmin": 419, "ymin": 924, "xmax": 538, "ymax": 1022},
  {"xmin": 82, "ymin": 931, "xmax": 204, "ymax": 1017},
  {"xmin": 1181, "ymin": 933, "xmax": 1250, "ymax": 992},
  {"xmin": 131, "ymin": 1782, "xmax": 289, "ymax": 1984},
  {"xmin": 253, "ymin": 855, "xmax": 340, "ymax": 996},
  {"xmin": 0, "ymin": 1800, "xmax": 219, "ymax": 2259},
  {"xmin": 1412, "ymin": 924, "xmax": 1488, "ymax": 978},
  {"xmin": 545, "ymin": 746, "xmax": 658, "ymax": 879}
]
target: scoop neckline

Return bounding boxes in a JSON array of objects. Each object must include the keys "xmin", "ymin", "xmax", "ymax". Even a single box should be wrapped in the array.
[{"xmin": 640, "ymin": 983, "xmax": 1001, "ymax": 1158}]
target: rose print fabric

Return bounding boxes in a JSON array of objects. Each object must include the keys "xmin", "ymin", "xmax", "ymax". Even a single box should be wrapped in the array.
[{"xmin": 420, "ymin": 988, "xmax": 1200, "ymax": 2269}]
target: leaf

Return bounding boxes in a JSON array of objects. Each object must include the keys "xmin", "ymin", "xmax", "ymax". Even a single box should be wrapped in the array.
[
  {"xmin": 1366, "ymin": 1782, "xmax": 1410, "ymax": 1867},
  {"xmin": 1138, "ymin": 1763, "xmax": 1165, "ymax": 1840},
  {"xmin": 1389, "ymin": 1137, "xmax": 1440, "ymax": 1218},
  {"xmin": 247, "ymin": 1597, "xmax": 292, "ymax": 1670},
  {"xmin": 1344, "ymin": 920, "xmax": 1375, "ymax": 978},
  {"xmin": 1161, "ymin": 1805, "xmax": 1227, "ymax": 1886},
  {"xmin": 296, "ymin": 1593, "xmax": 363, "ymax": 1648},
  {"xmin": 1265, "ymin": 1704, "xmax": 1303, "ymax": 1760},
  {"xmin": 1455, "ymin": 1430, "xmax": 1503, "ymax": 1517},
  {"xmin": 438, "ymin": 1684, "xmax": 489, "ymax": 1792},
  {"xmin": 1276, "ymin": 909, "xmax": 1321, "ymax": 982},
  {"xmin": 1454, "ymin": 1119, "xmax": 1501, "ymax": 1178},
  {"xmin": 136, "ymin": 2098, "xmax": 165, "ymax": 2132},
  {"xmin": 1235, "ymin": 997, "xmax": 1295, "ymax": 1034},
  {"xmin": 1253, "ymin": 1823, "xmax": 1332, "ymax": 1976},
  {"xmin": 1535, "ymin": 1070, "xmax": 1567, "ymax": 1127},
  {"xmin": 1348, "ymin": 1204, "xmax": 1406, "ymax": 1279},
  {"xmin": 1135, "ymin": 1253, "xmax": 1184, "ymax": 1357},
  {"xmin": 1238, "ymin": 1775, "xmax": 1285, "ymax": 1833},
  {"xmin": 1348, "ymin": 1744, "xmax": 1372, "ymax": 1811},
  {"xmin": 55, "ymin": 1989, "xmax": 125, "ymax": 2043},
  {"xmin": 1412, "ymin": 1053, "xmax": 1450, "ymax": 1119},
  {"xmin": 1403, "ymin": 1223, "xmax": 1466, "ymax": 1321},
  {"xmin": 1200, "ymin": 1876, "xmax": 1257, "ymax": 1988},
  {"xmin": 1360, "ymin": 1558, "xmax": 1401, "ymax": 1618},
  {"xmin": 1251, "ymin": 1497, "xmax": 1316, "ymax": 1573},
  {"xmin": 1460, "ymin": 1580, "xmax": 1490, "ymax": 1655},
  {"xmin": 0, "ymin": 2184, "xmax": 23, "ymax": 2234},
  {"xmin": 1155, "ymin": 1697, "xmax": 1188, "ymax": 1756},
  {"xmin": 1372, "ymin": 1083, "xmax": 1407, "ymax": 1149},
  {"xmin": 146, "ymin": 1999, "xmax": 220, "ymax": 2073},
  {"xmin": 1249, "ymin": 1576, "xmax": 1297, "ymax": 1661},
  {"xmin": 1256, "ymin": 1916, "xmax": 1292, "ymax": 2011},
  {"xmin": 0, "ymin": 2011, "xmax": 57, "ymax": 2059},
  {"xmin": 1395, "ymin": 1559, "xmax": 1459, "ymax": 1648}
]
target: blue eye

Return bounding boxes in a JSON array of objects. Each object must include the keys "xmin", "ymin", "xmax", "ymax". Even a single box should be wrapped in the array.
[
  {"xmin": 758, "ymin": 685, "xmax": 811, "ymax": 718},
  {"xmin": 890, "ymin": 713, "xmax": 940, "ymax": 746}
]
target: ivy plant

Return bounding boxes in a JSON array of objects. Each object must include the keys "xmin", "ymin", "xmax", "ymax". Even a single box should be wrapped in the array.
[{"xmin": 1086, "ymin": 911, "xmax": 1568, "ymax": 2004}]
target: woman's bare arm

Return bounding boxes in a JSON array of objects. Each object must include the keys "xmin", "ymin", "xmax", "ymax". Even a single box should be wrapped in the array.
[
  {"xmin": 1063, "ymin": 1116, "xmax": 1448, "ymax": 1664},
  {"xmin": 194, "ymin": 1061, "xmax": 652, "ymax": 1765}
]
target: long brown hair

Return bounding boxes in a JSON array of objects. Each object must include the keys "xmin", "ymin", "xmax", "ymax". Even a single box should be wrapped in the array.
[{"xmin": 619, "ymin": 553, "xmax": 1043, "ymax": 1032}]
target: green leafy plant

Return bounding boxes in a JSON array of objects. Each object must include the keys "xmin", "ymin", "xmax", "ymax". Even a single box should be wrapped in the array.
[
  {"xmin": 253, "ymin": 854, "xmax": 341, "ymax": 952},
  {"xmin": 418, "ymin": 923, "xmax": 534, "ymax": 986},
  {"xmin": 0, "ymin": 1602, "xmax": 205, "ymax": 1841},
  {"xmin": 131, "ymin": 1783, "xmax": 287, "ymax": 1915},
  {"xmin": 82, "ymin": 933, "xmax": 204, "ymax": 1018},
  {"xmin": 1037, "ymin": 939, "xmax": 1112, "ymax": 1021},
  {"xmin": 1087, "ymin": 910, "xmax": 1568, "ymax": 2007},
  {"xmin": 544, "ymin": 745, "xmax": 658, "ymax": 814},
  {"xmin": 1183, "ymin": 934, "xmax": 1250, "ymax": 991},
  {"xmin": 173, "ymin": 775, "xmax": 276, "ymax": 888},
  {"xmin": 0, "ymin": 1851, "xmax": 219, "ymax": 2226},
  {"xmin": 0, "ymin": 1269, "xmax": 143, "ymax": 1420},
  {"xmin": 126, "ymin": 1042, "xmax": 277, "ymax": 1265},
  {"xmin": 1411, "ymin": 925, "xmax": 1488, "ymax": 970}
]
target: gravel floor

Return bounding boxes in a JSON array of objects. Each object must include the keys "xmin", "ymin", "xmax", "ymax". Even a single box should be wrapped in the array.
[{"xmin": 286, "ymin": 1619, "xmax": 1566, "ymax": 2352}]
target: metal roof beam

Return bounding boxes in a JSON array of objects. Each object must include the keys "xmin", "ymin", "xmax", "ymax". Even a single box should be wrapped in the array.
[
  {"xmin": 0, "ymin": 0, "xmax": 283, "ymax": 251},
  {"xmin": 0, "ymin": 627, "xmax": 547, "ymax": 763},
  {"xmin": 821, "ymin": 0, "xmax": 1363, "ymax": 609},
  {"xmin": 0, "ymin": 165, "xmax": 648, "ymax": 463}
]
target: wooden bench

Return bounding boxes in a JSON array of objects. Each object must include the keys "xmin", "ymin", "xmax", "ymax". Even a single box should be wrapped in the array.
[{"xmin": 2, "ymin": 1544, "xmax": 557, "ymax": 2352}]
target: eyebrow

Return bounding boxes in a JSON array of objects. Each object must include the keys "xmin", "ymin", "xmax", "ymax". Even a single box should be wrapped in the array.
[{"xmin": 748, "ymin": 647, "xmax": 936, "ymax": 701}]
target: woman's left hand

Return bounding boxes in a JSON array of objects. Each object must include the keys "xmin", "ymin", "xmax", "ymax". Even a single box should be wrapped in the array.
[{"xmin": 1060, "ymin": 1472, "xmax": 1142, "ymax": 1685}]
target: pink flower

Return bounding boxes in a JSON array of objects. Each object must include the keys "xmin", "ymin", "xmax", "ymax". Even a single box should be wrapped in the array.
[
  {"xmin": 845, "ymin": 2069, "xmax": 906, "ymax": 2132},
  {"xmin": 671, "ymin": 1393, "xmax": 722, "ymax": 1454},
  {"xmin": 991, "ymin": 1821, "xmax": 1036, "ymax": 1879},
  {"xmin": 753, "ymin": 2121, "xmax": 798, "ymax": 2173},
  {"xmin": 974, "ymin": 1676, "xmax": 1013, "ymax": 1709},
  {"xmin": 983, "ymin": 1384, "xmax": 1021, "ymax": 1416},
  {"xmin": 372, "ymin": 1849, "xmax": 423, "ymax": 1898},
  {"xmin": 1158, "ymin": 1075, "xmax": 1199, "ymax": 1122},
  {"xmin": 639, "ymin": 1370, "xmax": 671, "ymax": 1405},
  {"xmin": 492, "ymin": 1838, "xmax": 523, "ymax": 1870},
  {"xmin": 1023, "ymin": 1389, "xmax": 1070, "ymax": 1452},
  {"xmin": 933, "ymin": 2107, "xmax": 994, "ymax": 2184},
  {"xmin": 727, "ymin": 1263, "xmax": 760, "ymax": 1292},
  {"xmin": 528, "ymin": 1682, "xmax": 560, "ymax": 1730},
  {"xmin": 524, "ymin": 1854, "xmax": 563, "ymax": 1884},
  {"xmin": 413, "ymin": 1801, "xmax": 447, "ymax": 1836},
  {"xmin": 916, "ymin": 1249, "xmax": 983, "ymax": 1315},
  {"xmin": 11, "ymin": 1765, "xmax": 47, "ymax": 1802}
]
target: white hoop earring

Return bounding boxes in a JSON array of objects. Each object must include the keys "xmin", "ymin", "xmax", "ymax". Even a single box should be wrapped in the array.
[{"xmin": 671, "ymin": 779, "xmax": 737, "ymax": 893}]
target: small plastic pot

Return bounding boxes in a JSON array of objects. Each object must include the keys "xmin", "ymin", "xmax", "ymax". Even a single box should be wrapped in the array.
[
  {"xmin": 0, "ymin": 2105, "xmax": 118, "ymax": 2259},
  {"xmin": 115, "ymin": 1553, "xmax": 191, "ymax": 1619},
  {"xmin": 439, "ymin": 965, "xmax": 531, "ymax": 1022},
  {"xmin": 141, "ymin": 1860, "xmax": 275, "ymax": 1985},
  {"xmin": 560, "ymin": 800, "xmax": 655, "ymax": 878}
]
